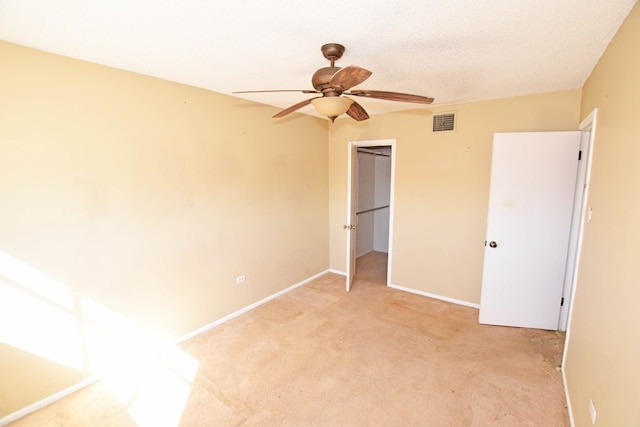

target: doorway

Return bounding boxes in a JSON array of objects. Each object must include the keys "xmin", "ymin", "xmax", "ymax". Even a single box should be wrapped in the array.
[
  {"xmin": 479, "ymin": 131, "xmax": 582, "ymax": 329},
  {"xmin": 346, "ymin": 139, "xmax": 396, "ymax": 291},
  {"xmin": 479, "ymin": 110, "xmax": 597, "ymax": 330}
]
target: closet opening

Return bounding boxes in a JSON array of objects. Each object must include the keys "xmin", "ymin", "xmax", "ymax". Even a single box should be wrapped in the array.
[{"xmin": 354, "ymin": 145, "xmax": 392, "ymax": 286}]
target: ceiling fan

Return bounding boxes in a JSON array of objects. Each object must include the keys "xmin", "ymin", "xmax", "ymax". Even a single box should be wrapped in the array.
[{"xmin": 233, "ymin": 43, "xmax": 434, "ymax": 122}]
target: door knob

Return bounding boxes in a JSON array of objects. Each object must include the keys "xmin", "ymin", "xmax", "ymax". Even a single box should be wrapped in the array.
[{"xmin": 489, "ymin": 241, "xmax": 497, "ymax": 248}]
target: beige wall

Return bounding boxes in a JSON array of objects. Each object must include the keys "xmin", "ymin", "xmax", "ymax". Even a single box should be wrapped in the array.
[
  {"xmin": 329, "ymin": 90, "xmax": 581, "ymax": 303},
  {"xmin": 564, "ymin": 4, "xmax": 640, "ymax": 426},
  {"xmin": 0, "ymin": 41, "xmax": 329, "ymax": 417},
  {"xmin": 4, "ymin": 6, "xmax": 637, "ymax": 419}
]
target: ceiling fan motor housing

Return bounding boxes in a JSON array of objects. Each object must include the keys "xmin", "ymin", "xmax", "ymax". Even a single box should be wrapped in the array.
[{"xmin": 312, "ymin": 67, "xmax": 342, "ymax": 94}]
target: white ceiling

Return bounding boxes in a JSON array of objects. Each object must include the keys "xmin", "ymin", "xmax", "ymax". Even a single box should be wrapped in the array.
[{"xmin": 0, "ymin": 0, "xmax": 636, "ymax": 119}]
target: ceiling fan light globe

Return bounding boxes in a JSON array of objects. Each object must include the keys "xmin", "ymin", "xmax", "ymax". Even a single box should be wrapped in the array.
[{"xmin": 311, "ymin": 97, "xmax": 353, "ymax": 118}]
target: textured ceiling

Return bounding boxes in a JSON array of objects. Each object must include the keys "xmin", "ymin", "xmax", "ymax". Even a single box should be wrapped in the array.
[{"xmin": 0, "ymin": 0, "xmax": 636, "ymax": 119}]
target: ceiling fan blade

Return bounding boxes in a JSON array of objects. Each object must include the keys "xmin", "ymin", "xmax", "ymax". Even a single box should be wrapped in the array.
[
  {"xmin": 233, "ymin": 89, "xmax": 319, "ymax": 94},
  {"xmin": 346, "ymin": 100, "xmax": 370, "ymax": 121},
  {"xmin": 272, "ymin": 97, "xmax": 319, "ymax": 118},
  {"xmin": 329, "ymin": 66, "xmax": 372, "ymax": 91},
  {"xmin": 346, "ymin": 90, "xmax": 434, "ymax": 104}
]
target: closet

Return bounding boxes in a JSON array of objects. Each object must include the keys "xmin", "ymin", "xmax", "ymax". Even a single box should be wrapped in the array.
[{"xmin": 356, "ymin": 147, "xmax": 391, "ymax": 272}]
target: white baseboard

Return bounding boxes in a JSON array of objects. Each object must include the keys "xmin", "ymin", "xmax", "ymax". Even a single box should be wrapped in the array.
[
  {"xmin": 388, "ymin": 284, "xmax": 480, "ymax": 309},
  {"xmin": 562, "ymin": 367, "xmax": 575, "ymax": 426},
  {"xmin": 1, "ymin": 269, "xmax": 330, "ymax": 426},
  {"xmin": 356, "ymin": 249, "xmax": 389, "ymax": 259},
  {"xmin": 175, "ymin": 269, "xmax": 330, "ymax": 344},
  {"xmin": 328, "ymin": 269, "xmax": 346, "ymax": 276},
  {"xmin": 356, "ymin": 249, "xmax": 373, "ymax": 259},
  {"xmin": 0, "ymin": 377, "xmax": 99, "ymax": 426}
]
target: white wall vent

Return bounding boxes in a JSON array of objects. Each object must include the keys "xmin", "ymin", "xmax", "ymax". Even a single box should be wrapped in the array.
[{"xmin": 432, "ymin": 112, "xmax": 456, "ymax": 132}]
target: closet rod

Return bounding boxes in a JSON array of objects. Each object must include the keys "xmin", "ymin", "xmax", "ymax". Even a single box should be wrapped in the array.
[
  {"xmin": 356, "ymin": 205, "xmax": 390, "ymax": 215},
  {"xmin": 357, "ymin": 149, "xmax": 391, "ymax": 157}
]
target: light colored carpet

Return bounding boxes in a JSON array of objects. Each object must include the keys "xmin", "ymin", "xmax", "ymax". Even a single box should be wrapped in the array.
[{"xmin": 9, "ymin": 251, "xmax": 568, "ymax": 426}]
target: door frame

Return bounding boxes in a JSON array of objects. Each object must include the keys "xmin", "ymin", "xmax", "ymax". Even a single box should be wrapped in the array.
[
  {"xmin": 558, "ymin": 108, "xmax": 598, "ymax": 330},
  {"xmin": 346, "ymin": 139, "xmax": 397, "ymax": 289}
]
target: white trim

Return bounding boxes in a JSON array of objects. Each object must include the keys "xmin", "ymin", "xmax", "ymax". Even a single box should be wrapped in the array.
[
  {"xmin": 387, "ymin": 142, "xmax": 397, "ymax": 286},
  {"xmin": 560, "ymin": 108, "xmax": 598, "ymax": 427},
  {"xmin": 346, "ymin": 142, "xmax": 356, "ymax": 291},
  {"xmin": 1, "ymin": 269, "xmax": 330, "ymax": 425},
  {"xmin": 0, "ymin": 377, "xmax": 99, "ymax": 426},
  {"xmin": 175, "ymin": 269, "xmax": 329, "ymax": 344},
  {"xmin": 562, "ymin": 367, "xmax": 575, "ymax": 427},
  {"xmin": 356, "ymin": 247, "xmax": 374, "ymax": 259},
  {"xmin": 388, "ymin": 284, "xmax": 480, "ymax": 309},
  {"xmin": 347, "ymin": 139, "xmax": 397, "ymax": 289},
  {"xmin": 558, "ymin": 109, "xmax": 598, "ymax": 331},
  {"xmin": 329, "ymin": 269, "xmax": 346, "ymax": 276}
]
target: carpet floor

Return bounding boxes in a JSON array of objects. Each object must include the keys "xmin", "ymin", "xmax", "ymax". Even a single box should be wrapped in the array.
[{"xmin": 9, "ymin": 251, "xmax": 569, "ymax": 426}]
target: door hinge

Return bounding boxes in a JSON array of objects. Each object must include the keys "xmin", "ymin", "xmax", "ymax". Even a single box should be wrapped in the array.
[
  {"xmin": 561, "ymin": 297, "xmax": 565, "ymax": 307},
  {"xmin": 578, "ymin": 150, "xmax": 582, "ymax": 160}
]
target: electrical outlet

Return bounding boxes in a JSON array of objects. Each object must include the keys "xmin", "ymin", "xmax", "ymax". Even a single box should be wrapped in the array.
[
  {"xmin": 236, "ymin": 275, "xmax": 246, "ymax": 284},
  {"xmin": 589, "ymin": 399, "xmax": 597, "ymax": 424}
]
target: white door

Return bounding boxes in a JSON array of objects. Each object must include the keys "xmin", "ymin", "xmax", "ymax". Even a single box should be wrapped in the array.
[
  {"xmin": 345, "ymin": 143, "xmax": 358, "ymax": 291},
  {"xmin": 479, "ymin": 131, "xmax": 581, "ymax": 330}
]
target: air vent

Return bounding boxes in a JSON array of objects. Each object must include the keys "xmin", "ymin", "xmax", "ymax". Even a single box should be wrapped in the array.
[{"xmin": 432, "ymin": 112, "xmax": 456, "ymax": 132}]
